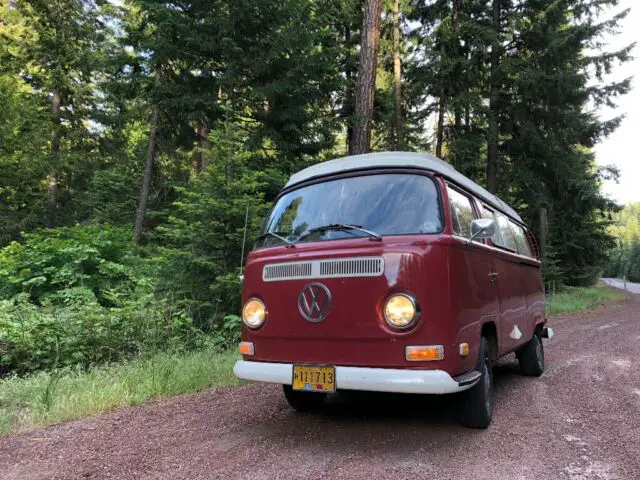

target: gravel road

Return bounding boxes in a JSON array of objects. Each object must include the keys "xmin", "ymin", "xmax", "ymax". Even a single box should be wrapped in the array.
[
  {"xmin": 601, "ymin": 278, "xmax": 640, "ymax": 294},
  {"xmin": 2, "ymin": 297, "xmax": 639, "ymax": 480}
]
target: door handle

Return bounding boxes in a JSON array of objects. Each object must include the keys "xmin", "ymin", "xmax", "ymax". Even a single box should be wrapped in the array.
[{"xmin": 488, "ymin": 272, "xmax": 499, "ymax": 282}]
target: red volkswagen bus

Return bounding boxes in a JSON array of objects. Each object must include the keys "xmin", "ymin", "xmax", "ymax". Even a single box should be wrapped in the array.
[{"xmin": 234, "ymin": 152, "xmax": 552, "ymax": 428}]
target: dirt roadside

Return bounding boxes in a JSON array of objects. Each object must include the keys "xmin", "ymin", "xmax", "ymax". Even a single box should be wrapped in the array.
[{"xmin": 1, "ymin": 297, "xmax": 639, "ymax": 480}]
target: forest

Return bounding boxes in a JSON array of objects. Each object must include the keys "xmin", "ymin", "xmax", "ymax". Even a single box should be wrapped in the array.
[
  {"xmin": 0, "ymin": 0, "xmax": 635, "ymax": 375},
  {"xmin": 605, "ymin": 202, "xmax": 640, "ymax": 282}
]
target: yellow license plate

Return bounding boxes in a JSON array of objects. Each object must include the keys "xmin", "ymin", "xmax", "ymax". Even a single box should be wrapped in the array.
[{"xmin": 292, "ymin": 365, "xmax": 336, "ymax": 393}]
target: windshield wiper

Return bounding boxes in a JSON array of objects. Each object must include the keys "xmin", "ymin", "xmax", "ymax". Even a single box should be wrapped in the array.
[
  {"xmin": 299, "ymin": 223, "xmax": 382, "ymax": 242},
  {"xmin": 255, "ymin": 231, "xmax": 296, "ymax": 248}
]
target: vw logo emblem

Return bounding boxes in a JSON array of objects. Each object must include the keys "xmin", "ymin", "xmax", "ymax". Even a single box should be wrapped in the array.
[{"xmin": 298, "ymin": 282, "xmax": 332, "ymax": 322}]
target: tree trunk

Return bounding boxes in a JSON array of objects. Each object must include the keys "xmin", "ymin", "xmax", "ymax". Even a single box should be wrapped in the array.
[
  {"xmin": 134, "ymin": 105, "xmax": 159, "ymax": 244},
  {"xmin": 539, "ymin": 207, "xmax": 547, "ymax": 260},
  {"xmin": 465, "ymin": 103, "xmax": 470, "ymax": 133},
  {"xmin": 465, "ymin": 46, "xmax": 472, "ymax": 134},
  {"xmin": 435, "ymin": 33, "xmax": 446, "ymax": 158},
  {"xmin": 392, "ymin": 0, "xmax": 403, "ymax": 150},
  {"xmin": 486, "ymin": 0, "xmax": 501, "ymax": 194},
  {"xmin": 45, "ymin": 88, "xmax": 61, "ymax": 228},
  {"xmin": 350, "ymin": 0, "xmax": 382, "ymax": 155},
  {"xmin": 452, "ymin": 0, "xmax": 461, "ymax": 168},
  {"xmin": 452, "ymin": 0, "xmax": 461, "ymax": 129},
  {"xmin": 435, "ymin": 89, "xmax": 445, "ymax": 158},
  {"xmin": 191, "ymin": 120, "xmax": 211, "ymax": 173},
  {"xmin": 345, "ymin": 26, "xmax": 355, "ymax": 153}
]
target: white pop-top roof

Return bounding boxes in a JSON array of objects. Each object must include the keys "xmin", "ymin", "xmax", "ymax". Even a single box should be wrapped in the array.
[{"xmin": 285, "ymin": 151, "xmax": 523, "ymax": 223}]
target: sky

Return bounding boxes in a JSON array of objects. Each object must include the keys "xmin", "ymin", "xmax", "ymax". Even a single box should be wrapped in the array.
[{"xmin": 594, "ymin": 1, "xmax": 640, "ymax": 205}]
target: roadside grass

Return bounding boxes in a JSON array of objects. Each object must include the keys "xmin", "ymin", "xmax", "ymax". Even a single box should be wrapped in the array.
[
  {"xmin": 0, "ymin": 348, "xmax": 242, "ymax": 437},
  {"xmin": 546, "ymin": 282, "xmax": 625, "ymax": 315}
]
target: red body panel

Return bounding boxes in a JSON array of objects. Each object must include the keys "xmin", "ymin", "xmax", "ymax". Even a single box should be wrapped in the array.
[
  {"xmin": 241, "ymin": 173, "xmax": 545, "ymax": 378},
  {"xmin": 446, "ymin": 236, "xmax": 500, "ymax": 372}
]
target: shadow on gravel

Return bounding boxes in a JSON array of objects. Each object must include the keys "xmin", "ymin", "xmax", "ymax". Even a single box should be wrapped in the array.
[
  {"xmin": 323, "ymin": 389, "xmax": 460, "ymax": 425},
  {"xmin": 315, "ymin": 356, "xmax": 525, "ymax": 425},
  {"xmin": 248, "ymin": 392, "xmax": 470, "ymax": 456},
  {"xmin": 247, "ymin": 356, "xmax": 529, "ymax": 453},
  {"xmin": 492, "ymin": 356, "xmax": 526, "ymax": 390}
]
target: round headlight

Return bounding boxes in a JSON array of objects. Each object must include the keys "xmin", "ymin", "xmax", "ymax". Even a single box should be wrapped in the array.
[
  {"xmin": 242, "ymin": 298, "xmax": 267, "ymax": 328},
  {"xmin": 384, "ymin": 293, "xmax": 418, "ymax": 328}
]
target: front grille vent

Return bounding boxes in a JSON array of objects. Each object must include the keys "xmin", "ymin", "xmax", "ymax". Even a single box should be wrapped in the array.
[
  {"xmin": 262, "ymin": 256, "xmax": 384, "ymax": 282},
  {"xmin": 319, "ymin": 257, "xmax": 384, "ymax": 278},
  {"xmin": 262, "ymin": 262, "xmax": 312, "ymax": 281}
]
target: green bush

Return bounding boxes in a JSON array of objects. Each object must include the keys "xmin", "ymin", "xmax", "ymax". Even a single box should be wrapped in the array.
[
  {"xmin": 0, "ymin": 289, "xmax": 209, "ymax": 375},
  {"xmin": 0, "ymin": 225, "xmax": 226, "ymax": 375},
  {"xmin": 0, "ymin": 225, "xmax": 138, "ymax": 306}
]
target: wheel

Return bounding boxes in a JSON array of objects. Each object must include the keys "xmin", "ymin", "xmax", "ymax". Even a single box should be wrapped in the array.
[
  {"xmin": 282, "ymin": 385, "xmax": 327, "ymax": 412},
  {"xmin": 517, "ymin": 331, "xmax": 544, "ymax": 377},
  {"xmin": 460, "ymin": 336, "xmax": 493, "ymax": 429}
]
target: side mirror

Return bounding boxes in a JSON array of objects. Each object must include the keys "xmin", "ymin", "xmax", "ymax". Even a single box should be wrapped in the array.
[{"xmin": 469, "ymin": 218, "xmax": 496, "ymax": 243}]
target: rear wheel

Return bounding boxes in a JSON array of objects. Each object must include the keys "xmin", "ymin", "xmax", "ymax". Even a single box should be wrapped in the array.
[
  {"xmin": 460, "ymin": 337, "xmax": 493, "ymax": 429},
  {"xmin": 517, "ymin": 332, "xmax": 544, "ymax": 377},
  {"xmin": 282, "ymin": 385, "xmax": 327, "ymax": 412}
]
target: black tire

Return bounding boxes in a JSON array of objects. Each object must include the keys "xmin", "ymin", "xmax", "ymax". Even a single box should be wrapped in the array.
[
  {"xmin": 282, "ymin": 385, "xmax": 327, "ymax": 412},
  {"xmin": 460, "ymin": 337, "xmax": 493, "ymax": 429},
  {"xmin": 517, "ymin": 332, "xmax": 544, "ymax": 377}
]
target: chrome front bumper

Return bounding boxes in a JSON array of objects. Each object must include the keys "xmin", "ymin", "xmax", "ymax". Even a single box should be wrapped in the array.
[{"xmin": 233, "ymin": 360, "xmax": 480, "ymax": 395}]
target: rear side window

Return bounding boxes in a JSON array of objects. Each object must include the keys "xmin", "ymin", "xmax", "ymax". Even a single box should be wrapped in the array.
[
  {"xmin": 482, "ymin": 206, "xmax": 518, "ymax": 252},
  {"xmin": 495, "ymin": 213, "xmax": 518, "ymax": 251},
  {"xmin": 447, "ymin": 186, "xmax": 474, "ymax": 237},
  {"xmin": 480, "ymin": 206, "xmax": 505, "ymax": 247},
  {"xmin": 510, "ymin": 221, "xmax": 533, "ymax": 257}
]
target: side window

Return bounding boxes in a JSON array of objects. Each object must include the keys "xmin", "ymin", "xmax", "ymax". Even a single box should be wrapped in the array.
[
  {"xmin": 447, "ymin": 186, "xmax": 474, "ymax": 237},
  {"xmin": 495, "ymin": 213, "xmax": 518, "ymax": 251},
  {"xmin": 481, "ymin": 206, "xmax": 505, "ymax": 247},
  {"xmin": 510, "ymin": 221, "xmax": 533, "ymax": 257}
]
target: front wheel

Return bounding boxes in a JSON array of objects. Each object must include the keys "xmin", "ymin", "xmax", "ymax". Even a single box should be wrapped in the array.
[
  {"xmin": 282, "ymin": 385, "xmax": 327, "ymax": 412},
  {"xmin": 517, "ymin": 332, "xmax": 544, "ymax": 377},
  {"xmin": 460, "ymin": 337, "xmax": 493, "ymax": 429}
]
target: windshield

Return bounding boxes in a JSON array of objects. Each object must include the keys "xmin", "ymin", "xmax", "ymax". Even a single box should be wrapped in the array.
[{"xmin": 256, "ymin": 173, "xmax": 442, "ymax": 248}]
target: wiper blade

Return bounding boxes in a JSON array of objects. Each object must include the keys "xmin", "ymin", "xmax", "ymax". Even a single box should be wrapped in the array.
[
  {"xmin": 255, "ymin": 231, "xmax": 296, "ymax": 247},
  {"xmin": 304, "ymin": 223, "xmax": 382, "ymax": 241}
]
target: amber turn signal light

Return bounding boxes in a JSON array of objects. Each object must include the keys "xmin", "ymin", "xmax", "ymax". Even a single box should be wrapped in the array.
[
  {"xmin": 459, "ymin": 343, "xmax": 470, "ymax": 356},
  {"xmin": 405, "ymin": 345, "xmax": 444, "ymax": 362},
  {"xmin": 239, "ymin": 342, "xmax": 255, "ymax": 356}
]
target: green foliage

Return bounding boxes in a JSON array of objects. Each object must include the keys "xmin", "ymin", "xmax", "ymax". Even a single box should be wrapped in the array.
[
  {"xmin": 0, "ymin": 226, "xmax": 215, "ymax": 374},
  {"xmin": 0, "ymin": 72, "xmax": 50, "ymax": 244},
  {"xmin": 157, "ymin": 123, "xmax": 270, "ymax": 326},
  {"xmin": 408, "ymin": 0, "xmax": 631, "ymax": 287},
  {"xmin": 497, "ymin": 0, "xmax": 628, "ymax": 287},
  {"xmin": 214, "ymin": 315, "xmax": 243, "ymax": 350},
  {"xmin": 604, "ymin": 203, "xmax": 640, "ymax": 282},
  {"xmin": 0, "ymin": 225, "xmax": 137, "ymax": 304},
  {"xmin": 629, "ymin": 241, "xmax": 640, "ymax": 283},
  {"xmin": 0, "ymin": 287, "xmax": 210, "ymax": 375},
  {"xmin": 81, "ymin": 157, "xmax": 143, "ymax": 225}
]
